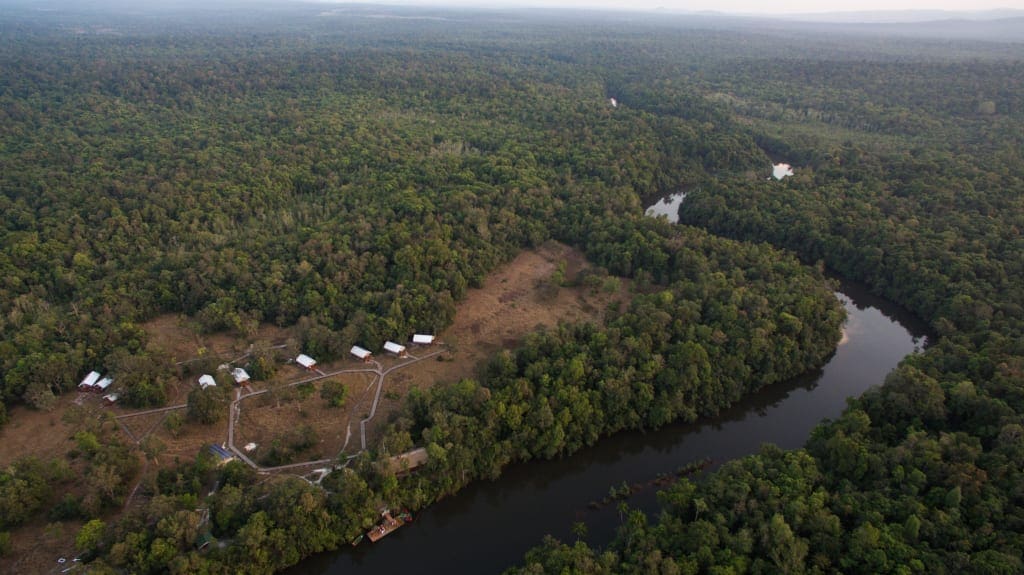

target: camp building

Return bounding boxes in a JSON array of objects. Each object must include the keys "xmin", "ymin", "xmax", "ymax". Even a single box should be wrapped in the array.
[
  {"xmin": 383, "ymin": 341, "xmax": 407, "ymax": 357},
  {"xmin": 198, "ymin": 374, "xmax": 217, "ymax": 390},
  {"xmin": 296, "ymin": 354, "xmax": 317, "ymax": 370}
]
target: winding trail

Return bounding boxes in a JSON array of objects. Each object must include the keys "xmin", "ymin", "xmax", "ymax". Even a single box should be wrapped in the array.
[
  {"xmin": 357, "ymin": 351, "xmax": 444, "ymax": 451},
  {"xmin": 115, "ymin": 346, "xmax": 447, "ymax": 486}
]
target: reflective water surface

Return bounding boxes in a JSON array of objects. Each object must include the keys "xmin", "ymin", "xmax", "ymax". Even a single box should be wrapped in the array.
[{"xmin": 294, "ymin": 279, "xmax": 929, "ymax": 575}]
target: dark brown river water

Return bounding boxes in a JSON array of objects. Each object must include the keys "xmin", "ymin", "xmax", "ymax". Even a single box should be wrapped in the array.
[{"xmin": 292, "ymin": 277, "xmax": 930, "ymax": 575}]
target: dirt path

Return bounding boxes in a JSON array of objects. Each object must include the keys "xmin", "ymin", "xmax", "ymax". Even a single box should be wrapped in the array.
[{"xmin": 214, "ymin": 350, "xmax": 443, "ymax": 473}]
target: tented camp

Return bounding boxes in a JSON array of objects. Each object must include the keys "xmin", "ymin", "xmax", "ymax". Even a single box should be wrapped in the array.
[
  {"xmin": 411, "ymin": 334, "xmax": 435, "ymax": 345},
  {"xmin": 198, "ymin": 374, "xmax": 217, "ymax": 390},
  {"xmin": 95, "ymin": 376, "xmax": 114, "ymax": 392},
  {"xmin": 383, "ymin": 341, "xmax": 407, "ymax": 357},
  {"xmin": 296, "ymin": 354, "xmax": 317, "ymax": 370},
  {"xmin": 350, "ymin": 346, "xmax": 372, "ymax": 362},
  {"xmin": 231, "ymin": 368, "xmax": 251, "ymax": 385},
  {"xmin": 78, "ymin": 371, "xmax": 101, "ymax": 391}
]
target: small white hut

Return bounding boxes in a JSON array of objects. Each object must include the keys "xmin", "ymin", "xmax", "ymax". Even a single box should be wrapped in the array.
[
  {"xmin": 296, "ymin": 354, "xmax": 317, "ymax": 370},
  {"xmin": 231, "ymin": 368, "xmax": 251, "ymax": 385},
  {"xmin": 350, "ymin": 346, "xmax": 372, "ymax": 362},
  {"xmin": 383, "ymin": 341, "xmax": 407, "ymax": 357},
  {"xmin": 198, "ymin": 374, "xmax": 217, "ymax": 390},
  {"xmin": 411, "ymin": 334, "xmax": 435, "ymax": 345}
]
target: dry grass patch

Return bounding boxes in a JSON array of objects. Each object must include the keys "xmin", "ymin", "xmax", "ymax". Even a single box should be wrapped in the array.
[
  {"xmin": 234, "ymin": 372, "xmax": 375, "ymax": 466},
  {"xmin": 0, "ymin": 397, "xmax": 83, "ymax": 465},
  {"xmin": 0, "ymin": 241, "xmax": 631, "ymax": 573},
  {"xmin": 366, "ymin": 241, "xmax": 630, "ymax": 439},
  {"xmin": 140, "ymin": 314, "xmax": 294, "ymax": 364}
]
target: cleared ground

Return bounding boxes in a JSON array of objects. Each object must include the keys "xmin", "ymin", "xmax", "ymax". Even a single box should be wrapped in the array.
[
  {"xmin": 0, "ymin": 241, "xmax": 629, "ymax": 572},
  {"xmin": 363, "ymin": 241, "xmax": 630, "ymax": 444},
  {"xmin": 235, "ymin": 371, "xmax": 375, "ymax": 465},
  {"xmin": 142, "ymin": 315, "xmax": 293, "ymax": 366}
]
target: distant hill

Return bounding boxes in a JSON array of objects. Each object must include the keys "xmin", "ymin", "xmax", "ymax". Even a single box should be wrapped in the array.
[
  {"xmin": 777, "ymin": 8, "xmax": 1024, "ymax": 23},
  {"xmin": 1, "ymin": 1, "xmax": 1022, "ymax": 44},
  {"xmin": 658, "ymin": 9, "xmax": 1024, "ymax": 43},
  {"xmin": 768, "ymin": 15, "xmax": 1024, "ymax": 43}
]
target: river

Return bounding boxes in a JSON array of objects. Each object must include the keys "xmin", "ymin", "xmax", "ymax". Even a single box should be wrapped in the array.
[{"xmin": 291, "ymin": 278, "xmax": 930, "ymax": 575}]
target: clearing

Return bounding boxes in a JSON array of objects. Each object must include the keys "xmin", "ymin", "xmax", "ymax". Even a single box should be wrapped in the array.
[
  {"xmin": 0, "ymin": 241, "xmax": 629, "ymax": 573},
  {"xmin": 362, "ymin": 241, "xmax": 630, "ymax": 444}
]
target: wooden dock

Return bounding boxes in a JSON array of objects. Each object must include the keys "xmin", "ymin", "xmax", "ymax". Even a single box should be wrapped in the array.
[{"xmin": 366, "ymin": 510, "xmax": 411, "ymax": 543}]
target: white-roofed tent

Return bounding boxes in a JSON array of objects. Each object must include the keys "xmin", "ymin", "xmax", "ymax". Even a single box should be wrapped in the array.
[
  {"xmin": 296, "ymin": 354, "xmax": 317, "ymax": 369},
  {"xmin": 232, "ymin": 368, "xmax": 251, "ymax": 385},
  {"xmin": 102, "ymin": 393, "xmax": 119, "ymax": 405},
  {"xmin": 383, "ymin": 341, "xmax": 407, "ymax": 357},
  {"xmin": 198, "ymin": 374, "xmax": 217, "ymax": 390},
  {"xmin": 411, "ymin": 334, "xmax": 435, "ymax": 345},
  {"xmin": 350, "ymin": 346, "xmax": 372, "ymax": 361},
  {"xmin": 95, "ymin": 376, "xmax": 114, "ymax": 392},
  {"xmin": 78, "ymin": 371, "xmax": 101, "ymax": 391}
]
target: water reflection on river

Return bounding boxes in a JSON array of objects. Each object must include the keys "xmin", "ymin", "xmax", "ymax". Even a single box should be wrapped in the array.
[
  {"xmin": 644, "ymin": 192, "xmax": 687, "ymax": 223},
  {"xmin": 293, "ymin": 279, "xmax": 929, "ymax": 575}
]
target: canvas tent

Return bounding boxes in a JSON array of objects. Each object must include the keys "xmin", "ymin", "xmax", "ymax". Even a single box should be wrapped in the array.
[
  {"xmin": 78, "ymin": 371, "xmax": 101, "ymax": 391},
  {"xmin": 383, "ymin": 341, "xmax": 407, "ymax": 357},
  {"xmin": 296, "ymin": 354, "xmax": 317, "ymax": 369},
  {"xmin": 232, "ymin": 368, "xmax": 251, "ymax": 385}
]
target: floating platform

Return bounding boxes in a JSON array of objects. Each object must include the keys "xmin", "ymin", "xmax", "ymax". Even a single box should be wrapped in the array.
[{"xmin": 366, "ymin": 510, "xmax": 412, "ymax": 543}]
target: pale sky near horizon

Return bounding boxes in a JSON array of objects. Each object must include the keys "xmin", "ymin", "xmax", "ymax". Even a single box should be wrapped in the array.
[{"xmin": 334, "ymin": 0, "xmax": 1024, "ymax": 14}]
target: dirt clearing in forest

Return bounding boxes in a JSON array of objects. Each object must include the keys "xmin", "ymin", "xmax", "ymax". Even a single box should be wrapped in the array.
[
  {"xmin": 141, "ymin": 314, "xmax": 294, "ymax": 366},
  {"xmin": 234, "ymin": 371, "xmax": 376, "ymax": 466},
  {"xmin": 365, "ymin": 241, "xmax": 630, "ymax": 440},
  {"xmin": 0, "ymin": 241, "xmax": 630, "ymax": 573}
]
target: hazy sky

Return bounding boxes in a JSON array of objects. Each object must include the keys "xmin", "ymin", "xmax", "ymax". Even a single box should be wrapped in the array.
[{"xmin": 337, "ymin": 0, "xmax": 1024, "ymax": 14}]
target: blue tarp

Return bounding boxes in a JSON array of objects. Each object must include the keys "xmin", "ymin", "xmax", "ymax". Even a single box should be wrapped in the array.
[{"xmin": 209, "ymin": 444, "xmax": 234, "ymax": 460}]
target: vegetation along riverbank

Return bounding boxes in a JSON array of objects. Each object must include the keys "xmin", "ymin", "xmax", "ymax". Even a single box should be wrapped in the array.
[{"xmin": 1, "ymin": 3, "xmax": 1021, "ymax": 574}]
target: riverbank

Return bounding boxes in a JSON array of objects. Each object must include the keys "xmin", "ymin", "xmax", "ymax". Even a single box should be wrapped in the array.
[{"xmin": 289, "ymin": 279, "xmax": 928, "ymax": 574}]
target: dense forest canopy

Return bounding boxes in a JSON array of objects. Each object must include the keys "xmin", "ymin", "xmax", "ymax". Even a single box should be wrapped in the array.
[{"xmin": 0, "ymin": 3, "xmax": 1022, "ymax": 574}]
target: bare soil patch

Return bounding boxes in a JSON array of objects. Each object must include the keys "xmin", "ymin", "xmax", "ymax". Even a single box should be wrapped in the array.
[
  {"xmin": 0, "ymin": 241, "xmax": 629, "ymax": 573},
  {"xmin": 367, "ymin": 241, "xmax": 630, "ymax": 439},
  {"xmin": 0, "ymin": 398, "xmax": 116, "ymax": 574},
  {"xmin": 0, "ymin": 399, "xmax": 81, "ymax": 466},
  {"xmin": 0, "ymin": 519, "xmax": 83, "ymax": 575},
  {"xmin": 234, "ymin": 372, "xmax": 376, "ymax": 465},
  {"xmin": 147, "ymin": 410, "xmax": 229, "ymax": 467},
  {"xmin": 140, "ymin": 314, "xmax": 294, "ymax": 364}
]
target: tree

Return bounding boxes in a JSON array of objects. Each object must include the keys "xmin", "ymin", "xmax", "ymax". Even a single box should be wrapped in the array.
[
  {"xmin": 320, "ymin": 380, "xmax": 347, "ymax": 408},
  {"xmin": 187, "ymin": 385, "xmax": 229, "ymax": 425},
  {"xmin": 76, "ymin": 519, "xmax": 106, "ymax": 557}
]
